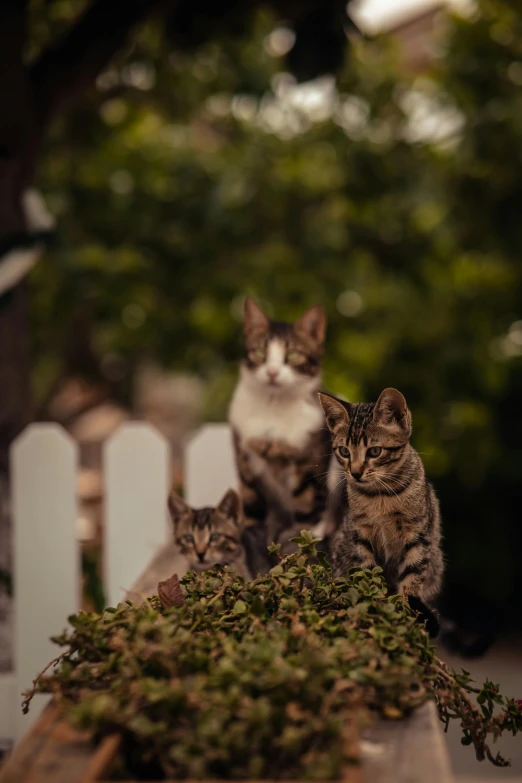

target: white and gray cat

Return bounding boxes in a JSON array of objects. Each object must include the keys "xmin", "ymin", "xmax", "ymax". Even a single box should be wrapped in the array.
[{"xmin": 229, "ymin": 298, "xmax": 344, "ymax": 571}]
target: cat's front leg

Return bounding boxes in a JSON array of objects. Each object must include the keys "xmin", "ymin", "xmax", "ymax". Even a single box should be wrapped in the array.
[
  {"xmin": 234, "ymin": 556, "xmax": 253, "ymax": 581},
  {"xmin": 236, "ymin": 441, "xmax": 265, "ymax": 485},
  {"xmin": 350, "ymin": 530, "xmax": 378, "ymax": 569},
  {"xmin": 235, "ymin": 444, "xmax": 268, "ymax": 528},
  {"xmin": 395, "ymin": 544, "xmax": 440, "ymax": 638},
  {"xmin": 236, "ymin": 440, "xmax": 294, "ymax": 541},
  {"xmin": 395, "ymin": 538, "xmax": 430, "ymax": 600},
  {"xmin": 333, "ymin": 527, "xmax": 377, "ymax": 575},
  {"xmin": 314, "ymin": 503, "xmax": 341, "ymax": 540}
]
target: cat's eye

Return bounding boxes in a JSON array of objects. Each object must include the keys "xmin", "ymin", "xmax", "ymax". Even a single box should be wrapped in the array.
[
  {"xmin": 287, "ymin": 350, "xmax": 305, "ymax": 364},
  {"xmin": 209, "ymin": 533, "xmax": 222, "ymax": 543},
  {"xmin": 338, "ymin": 446, "xmax": 350, "ymax": 458},
  {"xmin": 182, "ymin": 534, "xmax": 194, "ymax": 544},
  {"xmin": 367, "ymin": 447, "xmax": 382, "ymax": 458},
  {"xmin": 249, "ymin": 349, "xmax": 266, "ymax": 363}
]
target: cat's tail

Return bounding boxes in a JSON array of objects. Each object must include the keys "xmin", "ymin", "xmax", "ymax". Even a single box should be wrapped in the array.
[
  {"xmin": 407, "ymin": 607, "xmax": 497, "ymax": 657},
  {"xmin": 438, "ymin": 618, "xmax": 496, "ymax": 659}
]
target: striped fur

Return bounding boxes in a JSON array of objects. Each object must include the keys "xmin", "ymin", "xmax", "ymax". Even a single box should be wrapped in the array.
[
  {"xmin": 319, "ymin": 388, "xmax": 444, "ymax": 622},
  {"xmin": 168, "ymin": 489, "xmax": 251, "ymax": 579}
]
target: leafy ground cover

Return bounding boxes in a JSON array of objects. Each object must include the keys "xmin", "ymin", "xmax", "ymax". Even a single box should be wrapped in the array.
[{"xmin": 23, "ymin": 534, "xmax": 522, "ymax": 779}]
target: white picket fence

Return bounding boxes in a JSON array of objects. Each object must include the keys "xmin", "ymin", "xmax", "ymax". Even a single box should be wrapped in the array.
[{"xmin": 0, "ymin": 421, "xmax": 237, "ymax": 744}]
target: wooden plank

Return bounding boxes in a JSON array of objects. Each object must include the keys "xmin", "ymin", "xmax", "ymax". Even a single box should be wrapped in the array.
[
  {"xmin": 104, "ymin": 423, "xmax": 170, "ymax": 608},
  {"xmin": 0, "ymin": 704, "xmax": 111, "ymax": 783},
  {"xmin": 185, "ymin": 424, "xmax": 237, "ymax": 507},
  {"xmin": 11, "ymin": 424, "xmax": 79, "ymax": 741},
  {"xmin": 78, "ymin": 735, "xmax": 121, "ymax": 783},
  {"xmin": 360, "ymin": 701, "xmax": 453, "ymax": 783},
  {"xmin": 24, "ymin": 717, "xmax": 95, "ymax": 783},
  {"xmin": 0, "ymin": 706, "xmax": 61, "ymax": 783}
]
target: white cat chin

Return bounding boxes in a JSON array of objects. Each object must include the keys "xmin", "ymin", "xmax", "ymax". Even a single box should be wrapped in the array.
[
  {"xmin": 230, "ymin": 365, "xmax": 323, "ymax": 452},
  {"xmin": 191, "ymin": 561, "xmax": 212, "ymax": 572}
]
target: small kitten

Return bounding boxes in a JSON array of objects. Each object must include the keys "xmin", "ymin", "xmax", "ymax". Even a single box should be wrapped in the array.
[
  {"xmin": 229, "ymin": 298, "xmax": 342, "ymax": 566},
  {"xmin": 319, "ymin": 387, "xmax": 443, "ymax": 636},
  {"xmin": 168, "ymin": 488, "xmax": 250, "ymax": 579}
]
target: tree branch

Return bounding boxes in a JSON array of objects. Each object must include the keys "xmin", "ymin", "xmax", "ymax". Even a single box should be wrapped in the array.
[{"xmin": 30, "ymin": 0, "xmax": 172, "ymax": 129}]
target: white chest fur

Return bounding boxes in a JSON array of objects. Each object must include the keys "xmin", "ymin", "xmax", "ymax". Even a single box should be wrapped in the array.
[{"xmin": 229, "ymin": 379, "xmax": 323, "ymax": 451}]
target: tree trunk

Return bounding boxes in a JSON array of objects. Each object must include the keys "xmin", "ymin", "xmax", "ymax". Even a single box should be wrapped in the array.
[
  {"xmin": 0, "ymin": 289, "xmax": 30, "ymax": 672},
  {"xmin": 0, "ymin": 0, "xmax": 169, "ymax": 673},
  {"xmin": 0, "ymin": 1, "xmax": 36, "ymax": 672}
]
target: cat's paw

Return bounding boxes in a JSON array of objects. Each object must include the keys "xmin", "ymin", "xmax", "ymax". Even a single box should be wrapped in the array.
[
  {"xmin": 238, "ymin": 447, "xmax": 265, "ymax": 482},
  {"xmin": 407, "ymin": 596, "xmax": 440, "ymax": 638},
  {"xmin": 438, "ymin": 619, "xmax": 496, "ymax": 658},
  {"xmin": 311, "ymin": 520, "xmax": 326, "ymax": 539},
  {"xmin": 248, "ymin": 437, "xmax": 271, "ymax": 457}
]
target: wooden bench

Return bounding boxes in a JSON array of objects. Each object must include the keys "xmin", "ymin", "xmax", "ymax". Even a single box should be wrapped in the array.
[{"xmin": 0, "ymin": 542, "xmax": 453, "ymax": 783}]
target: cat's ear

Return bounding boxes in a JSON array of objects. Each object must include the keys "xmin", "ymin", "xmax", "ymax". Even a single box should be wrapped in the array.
[
  {"xmin": 244, "ymin": 297, "xmax": 269, "ymax": 334},
  {"xmin": 374, "ymin": 388, "xmax": 411, "ymax": 434},
  {"xmin": 168, "ymin": 492, "xmax": 191, "ymax": 525},
  {"xmin": 294, "ymin": 305, "xmax": 327, "ymax": 345},
  {"xmin": 318, "ymin": 393, "xmax": 350, "ymax": 434},
  {"xmin": 217, "ymin": 488, "xmax": 242, "ymax": 526}
]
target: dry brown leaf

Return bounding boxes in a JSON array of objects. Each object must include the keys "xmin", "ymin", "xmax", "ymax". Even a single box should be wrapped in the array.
[{"xmin": 158, "ymin": 573, "xmax": 185, "ymax": 609}]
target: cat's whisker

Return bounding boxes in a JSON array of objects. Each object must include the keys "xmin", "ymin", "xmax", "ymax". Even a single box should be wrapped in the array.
[
  {"xmin": 374, "ymin": 469, "xmax": 415, "ymax": 487},
  {"xmin": 326, "ymin": 477, "xmax": 347, "ymax": 502},
  {"xmin": 374, "ymin": 474, "xmax": 410, "ymax": 490},
  {"xmin": 385, "ymin": 476, "xmax": 415, "ymax": 492},
  {"xmin": 311, "ymin": 469, "xmax": 340, "ymax": 480},
  {"xmin": 373, "ymin": 475, "xmax": 401, "ymax": 499}
]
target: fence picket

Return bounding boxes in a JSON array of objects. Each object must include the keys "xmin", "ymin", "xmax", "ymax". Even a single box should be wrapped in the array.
[
  {"xmin": 184, "ymin": 423, "xmax": 237, "ymax": 508},
  {"xmin": 104, "ymin": 423, "xmax": 170, "ymax": 608},
  {"xmin": 11, "ymin": 424, "xmax": 79, "ymax": 740},
  {"xmin": 2, "ymin": 420, "xmax": 236, "ymax": 744}
]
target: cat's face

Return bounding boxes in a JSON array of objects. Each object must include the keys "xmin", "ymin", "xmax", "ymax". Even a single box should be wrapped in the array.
[
  {"xmin": 319, "ymin": 388, "xmax": 412, "ymax": 489},
  {"xmin": 241, "ymin": 298, "xmax": 326, "ymax": 394},
  {"xmin": 169, "ymin": 489, "xmax": 244, "ymax": 572}
]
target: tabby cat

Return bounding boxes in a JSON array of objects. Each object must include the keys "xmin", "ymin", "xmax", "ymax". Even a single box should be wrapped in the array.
[
  {"xmin": 319, "ymin": 387, "xmax": 443, "ymax": 636},
  {"xmin": 229, "ymin": 298, "xmax": 341, "ymax": 569},
  {"xmin": 168, "ymin": 488, "xmax": 250, "ymax": 579}
]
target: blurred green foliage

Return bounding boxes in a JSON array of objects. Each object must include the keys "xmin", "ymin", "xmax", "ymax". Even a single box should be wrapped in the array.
[{"xmin": 31, "ymin": 1, "xmax": 522, "ymax": 625}]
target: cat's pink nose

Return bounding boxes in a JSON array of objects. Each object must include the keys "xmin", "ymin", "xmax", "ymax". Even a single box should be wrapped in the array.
[{"xmin": 267, "ymin": 368, "xmax": 279, "ymax": 379}]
